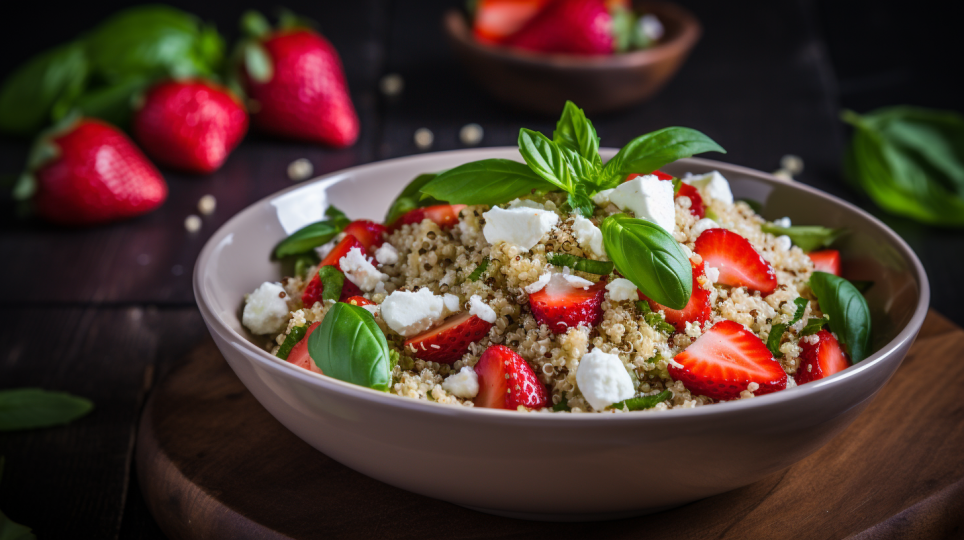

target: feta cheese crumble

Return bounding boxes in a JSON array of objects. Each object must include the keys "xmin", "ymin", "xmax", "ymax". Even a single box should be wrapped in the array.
[
  {"xmin": 575, "ymin": 349, "xmax": 635, "ymax": 410},
  {"xmin": 608, "ymin": 175, "xmax": 676, "ymax": 233},
  {"xmin": 592, "ymin": 188, "xmax": 615, "ymax": 206},
  {"xmin": 704, "ymin": 264, "xmax": 721, "ymax": 284},
  {"xmin": 524, "ymin": 271, "xmax": 553, "ymax": 294},
  {"xmin": 773, "ymin": 216, "xmax": 792, "ymax": 228},
  {"xmin": 242, "ymin": 282, "xmax": 290, "ymax": 335},
  {"xmin": 339, "ymin": 247, "xmax": 389, "ymax": 292},
  {"xmin": 775, "ymin": 235, "xmax": 792, "ymax": 251},
  {"xmin": 381, "ymin": 288, "xmax": 446, "ymax": 337},
  {"xmin": 692, "ymin": 217, "xmax": 720, "ymax": 237},
  {"xmin": 443, "ymin": 293, "xmax": 461, "ymax": 313},
  {"xmin": 570, "ymin": 215, "xmax": 606, "ymax": 259},
  {"xmin": 442, "ymin": 366, "xmax": 479, "ymax": 398},
  {"xmin": 606, "ymin": 278, "xmax": 638, "ymax": 302},
  {"xmin": 482, "ymin": 203, "xmax": 559, "ymax": 251},
  {"xmin": 561, "ymin": 267, "xmax": 593, "ymax": 289},
  {"xmin": 374, "ymin": 242, "xmax": 399, "ymax": 265},
  {"xmin": 683, "ymin": 171, "xmax": 734, "ymax": 205},
  {"xmin": 468, "ymin": 295, "xmax": 497, "ymax": 323}
]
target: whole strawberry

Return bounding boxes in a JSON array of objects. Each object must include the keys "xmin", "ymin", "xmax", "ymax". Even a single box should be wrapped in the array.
[
  {"xmin": 133, "ymin": 80, "xmax": 248, "ymax": 174},
  {"xmin": 17, "ymin": 117, "xmax": 167, "ymax": 225},
  {"xmin": 504, "ymin": 0, "xmax": 614, "ymax": 55},
  {"xmin": 237, "ymin": 12, "xmax": 359, "ymax": 147}
]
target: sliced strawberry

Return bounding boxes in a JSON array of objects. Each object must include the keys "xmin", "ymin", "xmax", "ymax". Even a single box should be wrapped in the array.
[
  {"xmin": 287, "ymin": 322, "xmax": 322, "ymax": 374},
  {"xmin": 694, "ymin": 229, "xmax": 777, "ymax": 295},
  {"xmin": 808, "ymin": 250, "xmax": 841, "ymax": 276},
  {"xmin": 390, "ymin": 204, "xmax": 466, "ymax": 231},
  {"xmin": 473, "ymin": 345, "xmax": 549, "ymax": 409},
  {"xmin": 626, "ymin": 172, "xmax": 705, "ymax": 218},
  {"xmin": 641, "ymin": 260, "xmax": 711, "ymax": 333},
  {"xmin": 343, "ymin": 296, "xmax": 374, "ymax": 307},
  {"xmin": 343, "ymin": 220, "xmax": 387, "ymax": 253},
  {"xmin": 504, "ymin": 0, "xmax": 614, "ymax": 55},
  {"xmin": 301, "ymin": 235, "xmax": 365, "ymax": 307},
  {"xmin": 405, "ymin": 312, "xmax": 493, "ymax": 364},
  {"xmin": 795, "ymin": 330, "xmax": 849, "ymax": 385},
  {"xmin": 473, "ymin": 0, "xmax": 549, "ymax": 44},
  {"xmin": 528, "ymin": 274, "xmax": 605, "ymax": 334},
  {"xmin": 670, "ymin": 320, "xmax": 787, "ymax": 401}
]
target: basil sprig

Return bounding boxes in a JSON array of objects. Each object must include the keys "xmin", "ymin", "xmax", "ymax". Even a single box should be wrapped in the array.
[
  {"xmin": 548, "ymin": 253, "xmax": 614, "ymax": 275},
  {"xmin": 760, "ymin": 223, "xmax": 846, "ymax": 253},
  {"xmin": 553, "ymin": 101, "xmax": 602, "ymax": 169},
  {"xmin": 809, "ymin": 272, "xmax": 871, "ymax": 363},
  {"xmin": 385, "ymin": 173, "xmax": 444, "ymax": 226},
  {"xmin": 273, "ymin": 206, "xmax": 349, "ymax": 259},
  {"xmin": 602, "ymin": 214, "xmax": 692, "ymax": 310},
  {"xmin": 610, "ymin": 389, "xmax": 673, "ymax": 411},
  {"xmin": 308, "ymin": 303, "xmax": 392, "ymax": 391},
  {"xmin": 420, "ymin": 160, "xmax": 547, "ymax": 206},
  {"xmin": 596, "ymin": 127, "xmax": 726, "ymax": 189},
  {"xmin": 0, "ymin": 388, "xmax": 93, "ymax": 432}
]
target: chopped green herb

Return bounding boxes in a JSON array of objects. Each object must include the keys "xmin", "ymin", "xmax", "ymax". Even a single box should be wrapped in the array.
[
  {"xmin": 552, "ymin": 392, "xmax": 571, "ymax": 412},
  {"xmin": 636, "ymin": 300, "xmax": 652, "ymax": 314},
  {"xmin": 791, "ymin": 297, "xmax": 809, "ymax": 324},
  {"xmin": 767, "ymin": 323, "xmax": 788, "ymax": 358},
  {"xmin": 468, "ymin": 257, "xmax": 489, "ymax": 281},
  {"xmin": 646, "ymin": 352, "xmax": 662, "ymax": 364},
  {"xmin": 643, "ymin": 311, "xmax": 675, "ymax": 334},
  {"xmin": 548, "ymin": 253, "xmax": 614, "ymax": 275},
  {"xmin": 610, "ymin": 389, "xmax": 673, "ymax": 411},
  {"xmin": 318, "ymin": 265, "xmax": 345, "ymax": 303},
  {"xmin": 275, "ymin": 324, "xmax": 308, "ymax": 360},
  {"xmin": 800, "ymin": 316, "xmax": 829, "ymax": 336},
  {"xmin": 760, "ymin": 223, "xmax": 846, "ymax": 253},
  {"xmin": 705, "ymin": 207, "xmax": 719, "ymax": 221},
  {"xmin": 389, "ymin": 349, "xmax": 400, "ymax": 372}
]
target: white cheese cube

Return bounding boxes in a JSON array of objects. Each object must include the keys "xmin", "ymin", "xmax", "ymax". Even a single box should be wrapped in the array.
[
  {"xmin": 570, "ymin": 215, "xmax": 607, "ymax": 259},
  {"xmin": 374, "ymin": 243, "xmax": 399, "ymax": 265},
  {"xmin": 468, "ymin": 295, "xmax": 497, "ymax": 323},
  {"xmin": 242, "ymin": 282, "xmax": 290, "ymax": 335},
  {"xmin": 683, "ymin": 170, "xmax": 734, "ymax": 205},
  {"xmin": 692, "ymin": 217, "xmax": 720, "ymax": 237},
  {"xmin": 442, "ymin": 366, "xmax": 479, "ymax": 398},
  {"xmin": 576, "ymin": 349, "xmax": 635, "ymax": 410},
  {"xmin": 608, "ymin": 175, "xmax": 676, "ymax": 233},
  {"xmin": 482, "ymin": 205, "xmax": 559, "ymax": 251},
  {"xmin": 592, "ymin": 188, "xmax": 615, "ymax": 206},
  {"xmin": 339, "ymin": 247, "xmax": 389, "ymax": 292},
  {"xmin": 381, "ymin": 288, "xmax": 445, "ymax": 337},
  {"xmin": 605, "ymin": 278, "xmax": 639, "ymax": 302}
]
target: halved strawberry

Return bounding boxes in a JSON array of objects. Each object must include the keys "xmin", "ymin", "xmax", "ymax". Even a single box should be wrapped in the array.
[
  {"xmin": 343, "ymin": 220, "xmax": 387, "ymax": 253},
  {"xmin": 301, "ymin": 235, "xmax": 365, "ymax": 307},
  {"xmin": 670, "ymin": 320, "xmax": 787, "ymax": 401},
  {"xmin": 626, "ymin": 172, "xmax": 705, "ymax": 218},
  {"xmin": 641, "ymin": 260, "xmax": 711, "ymax": 333},
  {"xmin": 343, "ymin": 296, "xmax": 374, "ymax": 307},
  {"xmin": 694, "ymin": 229, "xmax": 777, "ymax": 295},
  {"xmin": 473, "ymin": 345, "xmax": 549, "ymax": 410},
  {"xmin": 286, "ymin": 322, "xmax": 322, "ymax": 374},
  {"xmin": 405, "ymin": 312, "xmax": 493, "ymax": 364},
  {"xmin": 795, "ymin": 330, "xmax": 849, "ymax": 385},
  {"xmin": 473, "ymin": 0, "xmax": 549, "ymax": 44},
  {"xmin": 389, "ymin": 204, "xmax": 466, "ymax": 231},
  {"xmin": 808, "ymin": 250, "xmax": 841, "ymax": 276},
  {"xmin": 528, "ymin": 274, "xmax": 606, "ymax": 334}
]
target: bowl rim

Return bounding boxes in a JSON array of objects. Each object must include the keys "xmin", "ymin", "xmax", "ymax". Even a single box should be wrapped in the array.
[
  {"xmin": 194, "ymin": 147, "xmax": 931, "ymax": 424},
  {"xmin": 442, "ymin": 0, "xmax": 702, "ymax": 70}
]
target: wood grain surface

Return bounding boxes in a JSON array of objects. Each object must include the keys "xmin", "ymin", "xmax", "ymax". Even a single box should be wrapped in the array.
[{"xmin": 135, "ymin": 311, "xmax": 964, "ymax": 540}]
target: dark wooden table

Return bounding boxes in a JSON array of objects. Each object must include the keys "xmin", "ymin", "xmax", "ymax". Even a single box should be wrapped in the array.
[{"xmin": 0, "ymin": 1, "xmax": 959, "ymax": 538}]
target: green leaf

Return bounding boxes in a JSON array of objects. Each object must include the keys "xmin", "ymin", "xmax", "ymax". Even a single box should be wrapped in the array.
[
  {"xmin": 610, "ymin": 389, "xmax": 672, "ymax": 411},
  {"xmin": 559, "ymin": 145, "xmax": 599, "ymax": 185},
  {"xmin": 547, "ymin": 253, "xmax": 614, "ymax": 275},
  {"xmin": 277, "ymin": 8, "xmax": 317, "ymax": 31},
  {"xmin": 243, "ymin": 42, "xmax": 273, "ymax": 83},
  {"xmin": 0, "ymin": 389, "xmax": 93, "ymax": 432},
  {"xmin": 518, "ymin": 128, "xmax": 576, "ymax": 193},
  {"xmin": 792, "ymin": 297, "xmax": 808, "ymax": 324},
  {"xmin": 601, "ymin": 214, "xmax": 692, "ymax": 310},
  {"xmin": 325, "ymin": 205, "xmax": 347, "ymax": 222},
  {"xmin": 553, "ymin": 101, "xmax": 601, "ymax": 168},
  {"xmin": 275, "ymin": 324, "xmax": 309, "ymax": 360},
  {"xmin": 308, "ymin": 302, "xmax": 392, "ymax": 391},
  {"xmin": 552, "ymin": 392, "xmax": 571, "ymax": 412},
  {"xmin": 760, "ymin": 223, "xmax": 846, "ymax": 253},
  {"xmin": 419, "ymin": 159, "xmax": 549, "ymax": 206},
  {"xmin": 385, "ymin": 173, "xmax": 443, "ymax": 225},
  {"xmin": 0, "ymin": 42, "xmax": 88, "ymax": 137},
  {"xmin": 318, "ymin": 265, "xmax": 345, "ymax": 303},
  {"xmin": 468, "ymin": 257, "xmax": 489, "ymax": 281},
  {"xmin": 598, "ymin": 127, "xmax": 725, "ymax": 189},
  {"xmin": 809, "ymin": 272, "xmax": 872, "ymax": 363},
  {"xmin": 241, "ymin": 10, "xmax": 272, "ymax": 37},
  {"xmin": 767, "ymin": 323, "xmax": 788, "ymax": 358},
  {"xmin": 799, "ymin": 316, "xmax": 829, "ymax": 336},
  {"xmin": 273, "ymin": 214, "xmax": 350, "ymax": 259},
  {"xmin": 293, "ymin": 253, "xmax": 319, "ymax": 279},
  {"xmin": 566, "ymin": 184, "xmax": 595, "ymax": 218},
  {"xmin": 72, "ymin": 76, "xmax": 151, "ymax": 128}
]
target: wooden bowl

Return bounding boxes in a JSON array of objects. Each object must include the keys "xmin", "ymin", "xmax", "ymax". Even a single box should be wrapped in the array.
[{"xmin": 443, "ymin": 1, "xmax": 701, "ymax": 115}]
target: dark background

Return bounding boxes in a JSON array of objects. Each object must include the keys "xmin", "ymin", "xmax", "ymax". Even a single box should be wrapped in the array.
[{"xmin": 0, "ymin": 0, "xmax": 960, "ymax": 538}]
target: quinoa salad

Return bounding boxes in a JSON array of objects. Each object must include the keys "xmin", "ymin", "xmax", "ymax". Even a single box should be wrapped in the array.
[{"xmin": 241, "ymin": 102, "xmax": 872, "ymax": 413}]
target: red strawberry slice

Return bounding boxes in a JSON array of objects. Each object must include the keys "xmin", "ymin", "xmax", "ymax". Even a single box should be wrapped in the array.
[
  {"xmin": 343, "ymin": 220, "xmax": 387, "ymax": 253},
  {"xmin": 390, "ymin": 204, "xmax": 466, "ymax": 231},
  {"xmin": 287, "ymin": 322, "xmax": 323, "ymax": 374},
  {"xmin": 694, "ymin": 229, "xmax": 777, "ymax": 295},
  {"xmin": 528, "ymin": 274, "xmax": 605, "ymax": 334},
  {"xmin": 301, "ymin": 235, "xmax": 365, "ymax": 307},
  {"xmin": 808, "ymin": 250, "xmax": 841, "ymax": 276},
  {"xmin": 504, "ymin": 0, "xmax": 614, "ymax": 55},
  {"xmin": 473, "ymin": 0, "xmax": 549, "ymax": 44},
  {"xmin": 641, "ymin": 260, "xmax": 711, "ymax": 333},
  {"xmin": 626, "ymin": 172, "xmax": 705, "ymax": 218},
  {"xmin": 474, "ymin": 345, "xmax": 549, "ymax": 409},
  {"xmin": 794, "ymin": 330, "xmax": 849, "ymax": 385},
  {"xmin": 670, "ymin": 320, "xmax": 787, "ymax": 401},
  {"xmin": 343, "ymin": 296, "xmax": 374, "ymax": 307},
  {"xmin": 405, "ymin": 312, "xmax": 493, "ymax": 364},
  {"xmin": 133, "ymin": 79, "xmax": 248, "ymax": 174}
]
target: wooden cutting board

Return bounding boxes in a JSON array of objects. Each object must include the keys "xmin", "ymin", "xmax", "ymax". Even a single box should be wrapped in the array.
[{"xmin": 136, "ymin": 310, "xmax": 964, "ymax": 540}]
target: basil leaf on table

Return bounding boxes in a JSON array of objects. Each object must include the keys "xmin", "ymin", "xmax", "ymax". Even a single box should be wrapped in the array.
[
  {"xmin": 610, "ymin": 389, "xmax": 672, "ymax": 411},
  {"xmin": 308, "ymin": 303, "xmax": 392, "ymax": 391},
  {"xmin": 597, "ymin": 127, "xmax": 726, "ymax": 189},
  {"xmin": 553, "ymin": 101, "xmax": 602, "ymax": 169},
  {"xmin": 385, "ymin": 173, "xmax": 443, "ymax": 225},
  {"xmin": 419, "ymin": 159, "xmax": 548, "ymax": 206},
  {"xmin": 760, "ymin": 223, "xmax": 846, "ymax": 253},
  {"xmin": 809, "ymin": 271, "xmax": 871, "ymax": 363},
  {"xmin": 0, "ymin": 389, "xmax": 93, "ymax": 432},
  {"xmin": 601, "ymin": 214, "xmax": 692, "ymax": 310},
  {"xmin": 318, "ymin": 265, "xmax": 345, "ymax": 303},
  {"xmin": 272, "ymin": 210, "xmax": 350, "ymax": 259},
  {"xmin": 0, "ymin": 42, "xmax": 88, "ymax": 137}
]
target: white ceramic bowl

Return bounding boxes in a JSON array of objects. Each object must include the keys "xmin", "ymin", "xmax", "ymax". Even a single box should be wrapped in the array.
[{"xmin": 194, "ymin": 148, "xmax": 929, "ymax": 521}]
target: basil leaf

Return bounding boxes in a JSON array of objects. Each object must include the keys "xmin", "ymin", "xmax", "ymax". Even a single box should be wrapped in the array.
[
  {"xmin": 0, "ymin": 389, "xmax": 93, "ymax": 432},
  {"xmin": 598, "ymin": 127, "xmax": 725, "ymax": 189},
  {"xmin": 791, "ymin": 297, "xmax": 809, "ymax": 324},
  {"xmin": 385, "ymin": 173, "xmax": 443, "ymax": 225},
  {"xmin": 566, "ymin": 185, "xmax": 595, "ymax": 218},
  {"xmin": 308, "ymin": 302, "xmax": 392, "ymax": 391},
  {"xmin": 800, "ymin": 316, "xmax": 829, "ymax": 336},
  {"xmin": 548, "ymin": 253, "xmax": 614, "ymax": 275},
  {"xmin": 273, "ymin": 215, "xmax": 349, "ymax": 259},
  {"xmin": 559, "ymin": 145, "xmax": 599, "ymax": 185},
  {"xmin": 293, "ymin": 253, "xmax": 319, "ymax": 279},
  {"xmin": 0, "ymin": 42, "xmax": 88, "ymax": 137},
  {"xmin": 644, "ymin": 312, "xmax": 675, "ymax": 334},
  {"xmin": 420, "ymin": 159, "xmax": 548, "ymax": 206},
  {"xmin": 809, "ymin": 272, "xmax": 871, "ymax": 363},
  {"xmin": 276, "ymin": 324, "xmax": 308, "ymax": 360},
  {"xmin": 518, "ymin": 128, "xmax": 576, "ymax": 193},
  {"xmin": 760, "ymin": 224, "xmax": 846, "ymax": 253},
  {"xmin": 601, "ymin": 214, "xmax": 692, "ymax": 310},
  {"xmin": 636, "ymin": 300, "xmax": 652, "ymax": 314},
  {"xmin": 553, "ymin": 101, "xmax": 601, "ymax": 168},
  {"xmin": 325, "ymin": 204, "xmax": 347, "ymax": 222},
  {"xmin": 552, "ymin": 392, "xmax": 571, "ymax": 412},
  {"xmin": 767, "ymin": 323, "xmax": 788, "ymax": 358},
  {"xmin": 468, "ymin": 257, "xmax": 489, "ymax": 281},
  {"xmin": 610, "ymin": 389, "xmax": 672, "ymax": 411},
  {"xmin": 318, "ymin": 265, "xmax": 345, "ymax": 303}
]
